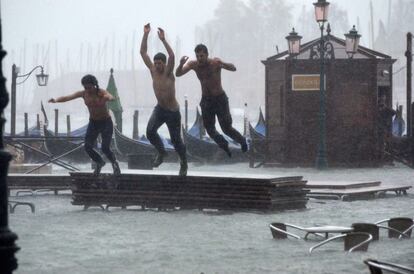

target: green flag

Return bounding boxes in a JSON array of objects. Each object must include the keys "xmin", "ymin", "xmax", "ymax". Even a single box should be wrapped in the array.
[{"xmin": 106, "ymin": 68, "xmax": 123, "ymax": 132}]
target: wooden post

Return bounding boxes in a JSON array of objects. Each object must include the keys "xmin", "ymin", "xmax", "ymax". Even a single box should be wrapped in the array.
[
  {"xmin": 133, "ymin": 110, "xmax": 139, "ymax": 139},
  {"xmin": 248, "ymin": 138, "xmax": 254, "ymax": 168},
  {"xmin": 66, "ymin": 115, "xmax": 71, "ymax": 136},
  {"xmin": 24, "ymin": 112, "xmax": 28, "ymax": 136},
  {"xmin": 411, "ymin": 103, "xmax": 414, "ymax": 165},
  {"xmin": 10, "ymin": 64, "xmax": 17, "ymax": 136},
  {"xmin": 54, "ymin": 109, "xmax": 59, "ymax": 135},
  {"xmin": 184, "ymin": 95, "xmax": 188, "ymax": 133},
  {"xmin": 36, "ymin": 114, "xmax": 40, "ymax": 130},
  {"xmin": 243, "ymin": 103, "xmax": 248, "ymax": 137},
  {"xmin": 407, "ymin": 32, "xmax": 412, "ymax": 137}
]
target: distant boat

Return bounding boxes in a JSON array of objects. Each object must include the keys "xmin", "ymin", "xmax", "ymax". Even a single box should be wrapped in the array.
[
  {"xmin": 392, "ymin": 116, "xmax": 405, "ymax": 137},
  {"xmin": 43, "ymin": 125, "xmax": 91, "ymax": 163},
  {"xmin": 248, "ymin": 108, "xmax": 266, "ymax": 163},
  {"xmin": 249, "ymin": 108, "xmax": 266, "ymax": 139},
  {"xmin": 113, "ymin": 126, "xmax": 179, "ymax": 163}
]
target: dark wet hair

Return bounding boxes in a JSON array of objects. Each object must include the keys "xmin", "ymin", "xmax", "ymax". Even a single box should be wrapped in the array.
[
  {"xmin": 153, "ymin": 52, "xmax": 166, "ymax": 63},
  {"xmin": 81, "ymin": 74, "xmax": 100, "ymax": 94},
  {"xmin": 194, "ymin": 44, "xmax": 208, "ymax": 54}
]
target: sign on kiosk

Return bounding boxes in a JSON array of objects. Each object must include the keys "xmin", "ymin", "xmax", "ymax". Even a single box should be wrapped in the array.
[{"xmin": 292, "ymin": 74, "xmax": 325, "ymax": 91}]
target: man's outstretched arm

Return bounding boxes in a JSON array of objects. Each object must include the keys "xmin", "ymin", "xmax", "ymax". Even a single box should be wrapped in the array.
[
  {"xmin": 214, "ymin": 58, "xmax": 236, "ymax": 71},
  {"xmin": 175, "ymin": 56, "xmax": 193, "ymax": 77},
  {"xmin": 140, "ymin": 23, "xmax": 153, "ymax": 69},
  {"xmin": 158, "ymin": 27, "xmax": 175, "ymax": 75},
  {"xmin": 48, "ymin": 91, "xmax": 83, "ymax": 103}
]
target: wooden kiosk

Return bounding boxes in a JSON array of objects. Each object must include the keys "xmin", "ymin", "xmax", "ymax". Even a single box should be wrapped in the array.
[{"xmin": 262, "ymin": 32, "xmax": 396, "ymax": 167}]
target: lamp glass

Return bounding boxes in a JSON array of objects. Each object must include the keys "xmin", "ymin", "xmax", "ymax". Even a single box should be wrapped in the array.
[
  {"xmin": 286, "ymin": 29, "xmax": 302, "ymax": 56},
  {"xmin": 345, "ymin": 26, "xmax": 361, "ymax": 56},
  {"xmin": 36, "ymin": 73, "xmax": 49, "ymax": 86},
  {"xmin": 313, "ymin": 1, "xmax": 330, "ymax": 22}
]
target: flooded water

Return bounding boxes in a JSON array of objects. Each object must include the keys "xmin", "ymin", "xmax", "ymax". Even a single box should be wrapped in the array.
[{"xmin": 9, "ymin": 162, "xmax": 414, "ymax": 274}]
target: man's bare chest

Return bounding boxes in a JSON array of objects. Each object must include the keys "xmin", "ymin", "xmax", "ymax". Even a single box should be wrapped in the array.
[{"xmin": 84, "ymin": 95, "xmax": 106, "ymax": 107}]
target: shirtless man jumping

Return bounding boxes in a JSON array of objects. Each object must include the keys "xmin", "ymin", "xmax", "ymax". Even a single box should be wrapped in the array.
[
  {"xmin": 140, "ymin": 23, "xmax": 187, "ymax": 176},
  {"xmin": 48, "ymin": 74, "xmax": 121, "ymax": 176},
  {"xmin": 175, "ymin": 44, "xmax": 247, "ymax": 157}
]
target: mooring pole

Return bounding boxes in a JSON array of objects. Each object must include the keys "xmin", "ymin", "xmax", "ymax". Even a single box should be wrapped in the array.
[
  {"xmin": 406, "ymin": 32, "xmax": 412, "ymax": 137},
  {"xmin": 66, "ymin": 115, "xmax": 71, "ymax": 136},
  {"xmin": 133, "ymin": 110, "xmax": 139, "ymax": 139},
  {"xmin": 54, "ymin": 108, "xmax": 59, "ymax": 135}
]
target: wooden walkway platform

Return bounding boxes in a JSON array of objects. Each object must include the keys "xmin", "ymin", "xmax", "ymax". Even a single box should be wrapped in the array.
[
  {"xmin": 306, "ymin": 181, "xmax": 411, "ymax": 201},
  {"xmin": 70, "ymin": 171, "xmax": 309, "ymax": 212},
  {"xmin": 7, "ymin": 174, "xmax": 72, "ymax": 195}
]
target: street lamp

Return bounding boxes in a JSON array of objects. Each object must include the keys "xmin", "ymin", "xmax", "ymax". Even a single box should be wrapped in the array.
[
  {"xmin": 345, "ymin": 25, "xmax": 361, "ymax": 58},
  {"xmin": 10, "ymin": 64, "xmax": 48, "ymax": 135},
  {"xmin": 313, "ymin": 0, "xmax": 330, "ymax": 169},
  {"xmin": 286, "ymin": 28, "xmax": 302, "ymax": 57}
]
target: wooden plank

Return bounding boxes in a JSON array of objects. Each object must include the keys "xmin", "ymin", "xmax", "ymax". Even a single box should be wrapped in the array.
[
  {"xmin": 69, "ymin": 172, "xmax": 308, "ymax": 212},
  {"xmin": 70, "ymin": 172, "xmax": 303, "ymax": 185},
  {"xmin": 7, "ymin": 174, "xmax": 73, "ymax": 191},
  {"xmin": 306, "ymin": 180, "xmax": 381, "ymax": 189},
  {"xmin": 308, "ymin": 185, "xmax": 411, "ymax": 195}
]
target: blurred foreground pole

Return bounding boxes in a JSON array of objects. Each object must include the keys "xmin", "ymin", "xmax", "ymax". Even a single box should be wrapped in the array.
[
  {"xmin": 407, "ymin": 32, "xmax": 412, "ymax": 137},
  {"xmin": 0, "ymin": 6, "xmax": 20, "ymax": 273}
]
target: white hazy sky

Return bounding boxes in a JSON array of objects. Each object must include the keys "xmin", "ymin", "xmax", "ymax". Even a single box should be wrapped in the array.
[
  {"xmin": 1, "ymin": 0, "xmax": 389, "ymax": 67},
  {"xmin": 0, "ymin": 0, "xmax": 393, "ymax": 130},
  {"xmin": 0, "ymin": 0, "xmax": 391, "ymax": 111},
  {"xmin": 1, "ymin": 0, "xmax": 220, "ymax": 68}
]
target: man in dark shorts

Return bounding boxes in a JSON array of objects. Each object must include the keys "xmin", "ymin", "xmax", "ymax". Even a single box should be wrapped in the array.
[
  {"xmin": 175, "ymin": 44, "xmax": 247, "ymax": 157},
  {"xmin": 140, "ymin": 23, "xmax": 187, "ymax": 176}
]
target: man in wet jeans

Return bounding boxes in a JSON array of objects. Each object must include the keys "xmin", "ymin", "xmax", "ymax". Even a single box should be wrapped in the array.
[
  {"xmin": 140, "ymin": 23, "xmax": 187, "ymax": 176},
  {"xmin": 176, "ymin": 44, "xmax": 247, "ymax": 157},
  {"xmin": 200, "ymin": 92, "xmax": 247, "ymax": 157}
]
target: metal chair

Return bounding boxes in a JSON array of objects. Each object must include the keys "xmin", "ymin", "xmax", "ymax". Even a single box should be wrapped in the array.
[
  {"xmin": 375, "ymin": 217, "xmax": 413, "ymax": 239},
  {"xmin": 8, "ymin": 200, "xmax": 35, "ymax": 213},
  {"xmin": 364, "ymin": 259, "xmax": 414, "ymax": 274},
  {"xmin": 309, "ymin": 232, "xmax": 373, "ymax": 254},
  {"xmin": 269, "ymin": 222, "xmax": 352, "ymax": 240},
  {"xmin": 269, "ymin": 222, "xmax": 303, "ymax": 239},
  {"xmin": 352, "ymin": 222, "xmax": 409, "ymax": 241}
]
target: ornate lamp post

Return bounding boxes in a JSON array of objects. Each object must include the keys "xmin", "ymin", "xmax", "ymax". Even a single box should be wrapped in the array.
[
  {"xmin": 345, "ymin": 25, "xmax": 361, "ymax": 58},
  {"xmin": 286, "ymin": 28, "xmax": 302, "ymax": 57},
  {"xmin": 313, "ymin": 0, "xmax": 330, "ymax": 169},
  {"xmin": 285, "ymin": 1, "xmax": 360, "ymax": 168},
  {"xmin": 10, "ymin": 64, "xmax": 48, "ymax": 135}
]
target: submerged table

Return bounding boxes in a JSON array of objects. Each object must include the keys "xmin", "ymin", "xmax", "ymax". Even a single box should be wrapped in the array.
[{"xmin": 304, "ymin": 225, "xmax": 354, "ymax": 239}]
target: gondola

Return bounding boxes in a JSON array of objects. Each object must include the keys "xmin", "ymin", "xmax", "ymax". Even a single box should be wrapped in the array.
[
  {"xmin": 248, "ymin": 108, "xmax": 266, "ymax": 161},
  {"xmin": 43, "ymin": 124, "xmax": 91, "ymax": 163},
  {"xmin": 113, "ymin": 126, "xmax": 179, "ymax": 162},
  {"xmin": 251, "ymin": 108, "xmax": 266, "ymax": 138},
  {"xmin": 183, "ymin": 109, "xmax": 247, "ymax": 162},
  {"xmin": 40, "ymin": 101, "xmax": 90, "ymax": 163}
]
